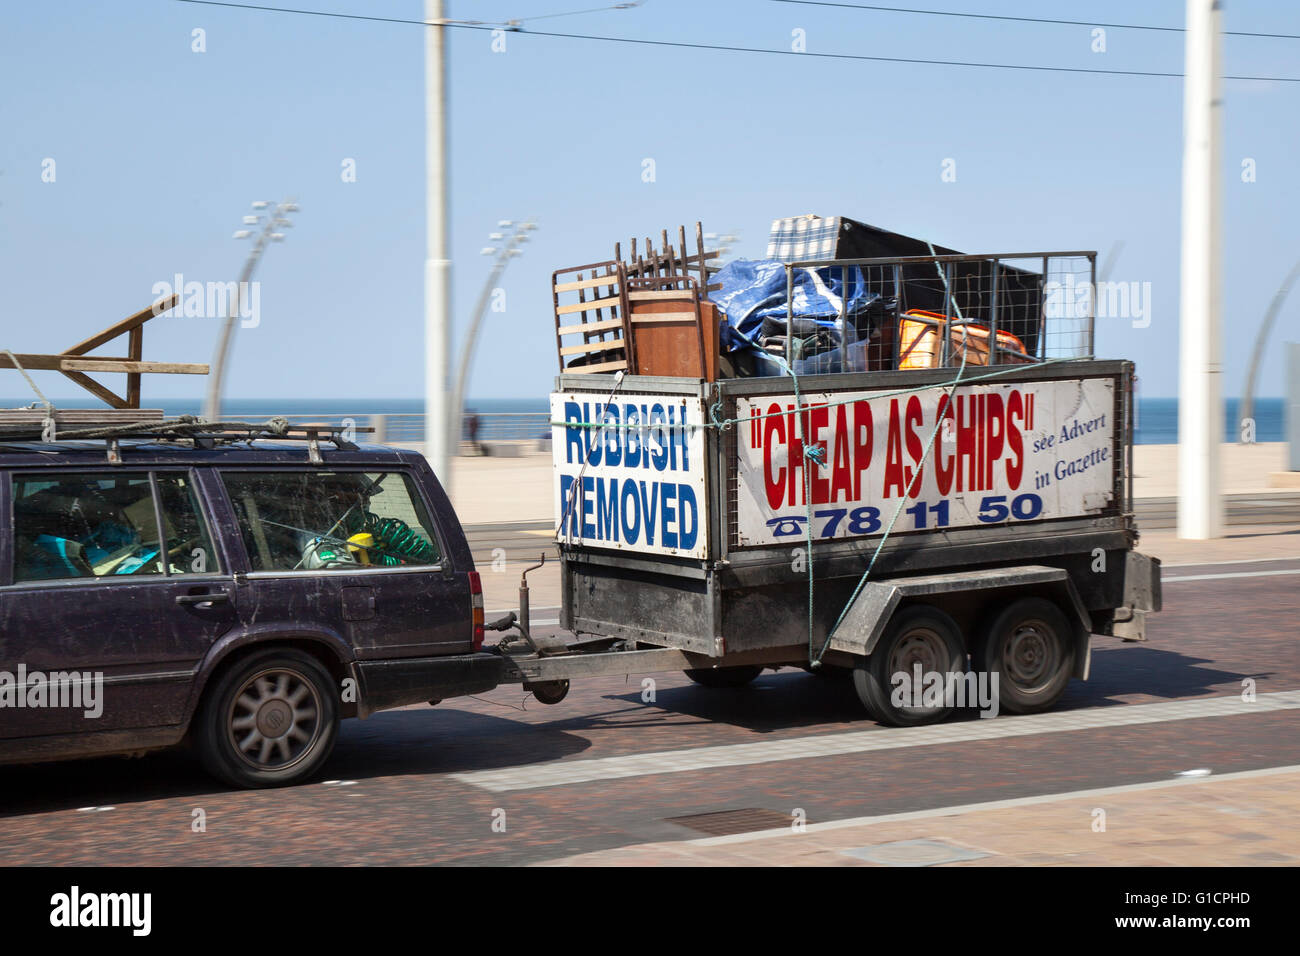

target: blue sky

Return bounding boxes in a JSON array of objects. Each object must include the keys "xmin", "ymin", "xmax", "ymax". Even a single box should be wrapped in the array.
[{"xmin": 3, "ymin": 0, "xmax": 1299, "ymax": 403}]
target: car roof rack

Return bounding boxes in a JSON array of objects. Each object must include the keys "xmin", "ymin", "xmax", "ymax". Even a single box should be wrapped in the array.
[{"xmin": 0, "ymin": 409, "xmax": 374, "ymax": 465}]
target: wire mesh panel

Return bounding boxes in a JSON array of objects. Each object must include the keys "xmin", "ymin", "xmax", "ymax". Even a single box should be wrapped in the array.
[
  {"xmin": 783, "ymin": 251, "xmax": 1096, "ymax": 372},
  {"xmin": 1038, "ymin": 254, "xmax": 1096, "ymax": 361}
]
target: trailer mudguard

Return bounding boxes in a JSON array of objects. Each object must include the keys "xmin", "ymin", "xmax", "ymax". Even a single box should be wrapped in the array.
[
  {"xmin": 1111, "ymin": 551, "xmax": 1162, "ymax": 642},
  {"xmin": 826, "ymin": 565, "xmax": 1095, "ymax": 678}
]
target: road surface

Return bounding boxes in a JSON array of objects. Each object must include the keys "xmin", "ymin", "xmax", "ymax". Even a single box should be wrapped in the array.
[{"xmin": 1, "ymin": 542, "xmax": 1297, "ymax": 866}]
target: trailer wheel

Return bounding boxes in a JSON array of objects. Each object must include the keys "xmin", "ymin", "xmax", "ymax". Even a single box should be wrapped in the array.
[
  {"xmin": 684, "ymin": 666, "xmax": 763, "ymax": 688},
  {"xmin": 975, "ymin": 597, "xmax": 1073, "ymax": 714},
  {"xmin": 854, "ymin": 605, "xmax": 965, "ymax": 726}
]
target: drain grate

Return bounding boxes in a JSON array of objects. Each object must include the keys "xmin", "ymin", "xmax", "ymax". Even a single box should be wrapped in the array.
[
  {"xmin": 842, "ymin": 839, "xmax": 988, "ymax": 867},
  {"xmin": 666, "ymin": 808, "xmax": 800, "ymax": 836}
]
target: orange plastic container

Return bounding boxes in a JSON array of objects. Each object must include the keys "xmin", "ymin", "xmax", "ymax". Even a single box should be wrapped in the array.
[{"xmin": 899, "ymin": 310, "xmax": 1032, "ymax": 368}]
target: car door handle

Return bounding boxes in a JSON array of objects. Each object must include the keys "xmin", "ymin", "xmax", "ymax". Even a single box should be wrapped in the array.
[{"xmin": 176, "ymin": 592, "xmax": 231, "ymax": 607}]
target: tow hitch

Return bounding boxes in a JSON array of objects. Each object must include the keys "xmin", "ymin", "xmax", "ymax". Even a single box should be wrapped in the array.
[{"xmin": 488, "ymin": 553, "xmax": 571, "ymax": 705}]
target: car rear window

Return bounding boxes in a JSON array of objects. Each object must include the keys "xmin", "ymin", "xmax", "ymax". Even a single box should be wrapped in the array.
[
  {"xmin": 11, "ymin": 471, "xmax": 218, "ymax": 582},
  {"xmin": 220, "ymin": 471, "xmax": 442, "ymax": 572}
]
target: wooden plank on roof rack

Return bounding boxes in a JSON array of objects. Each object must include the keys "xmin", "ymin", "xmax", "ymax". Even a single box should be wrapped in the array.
[
  {"xmin": 62, "ymin": 295, "xmax": 179, "ymax": 355},
  {"xmin": 3, "ymin": 291, "xmax": 209, "ymax": 410},
  {"xmin": 0, "ymin": 354, "xmax": 208, "ymax": 375},
  {"xmin": 0, "ymin": 408, "xmax": 165, "ymax": 425},
  {"xmin": 59, "ymin": 370, "xmax": 133, "ymax": 409}
]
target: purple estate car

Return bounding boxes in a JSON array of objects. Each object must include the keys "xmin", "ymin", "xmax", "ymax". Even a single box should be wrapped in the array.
[{"xmin": 0, "ymin": 424, "xmax": 500, "ymax": 788}]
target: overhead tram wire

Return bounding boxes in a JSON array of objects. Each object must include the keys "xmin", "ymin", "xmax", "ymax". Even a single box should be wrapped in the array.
[
  {"xmin": 168, "ymin": 0, "xmax": 1300, "ymax": 83},
  {"xmin": 772, "ymin": 0, "xmax": 1300, "ymax": 41},
  {"xmin": 167, "ymin": 0, "xmax": 640, "ymax": 28},
  {"xmin": 506, "ymin": 2, "xmax": 646, "ymax": 26}
]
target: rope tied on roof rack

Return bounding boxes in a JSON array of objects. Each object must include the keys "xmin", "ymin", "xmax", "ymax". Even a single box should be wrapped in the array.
[
  {"xmin": 47, "ymin": 416, "xmax": 339, "ymax": 442},
  {"xmin": 3, "ymin": 349, "xmax": 58, "ymax": 440}
]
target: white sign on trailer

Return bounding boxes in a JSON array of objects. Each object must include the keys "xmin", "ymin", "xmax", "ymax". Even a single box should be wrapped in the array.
[
  {"xmin": 733, "ymin": 377, "xmax": 1117, "ymax": 547},
  {"xmin": 551, "ymin": 392, "xmax": 709, "ymax": 558}
]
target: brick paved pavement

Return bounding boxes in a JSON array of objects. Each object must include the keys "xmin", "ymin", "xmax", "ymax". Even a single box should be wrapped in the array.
[{"xmin": 542, "ymin": 766, "xmax": 1300, "ymax": 866}]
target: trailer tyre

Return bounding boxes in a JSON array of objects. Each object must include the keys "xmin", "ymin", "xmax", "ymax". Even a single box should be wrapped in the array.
[
  {"xmin": 854, "ymin": 605, "xmax": 965, "ymax": 726},
  {"xmin": 975, "ymin": 597, "xmax": 1073, "ymax": 715},
  {"xmin": 684, "ymin": 666, "xmax": 763, "ymax": 688}
]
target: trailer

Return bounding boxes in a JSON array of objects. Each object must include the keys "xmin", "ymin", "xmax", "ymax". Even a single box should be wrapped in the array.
[{"xmin": 494, "ymin": 247, "xmax": 1162, "ymax": 725}]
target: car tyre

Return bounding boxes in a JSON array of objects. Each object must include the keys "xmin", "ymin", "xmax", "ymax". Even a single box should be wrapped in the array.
[{"xmin": 197, "ymin": 648, "xmax": 339, "ymax": 789}]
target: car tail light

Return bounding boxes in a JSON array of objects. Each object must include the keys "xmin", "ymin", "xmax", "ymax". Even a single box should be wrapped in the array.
[{"xmin": 468, "ymin": 571, "xmax": 484, "ymax": 650}]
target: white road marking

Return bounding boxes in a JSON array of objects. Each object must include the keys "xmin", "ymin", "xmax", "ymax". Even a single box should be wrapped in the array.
[
  {"xmin": 689, "ymin": 763, "xmax": 1300, "ymax": 846},
  {"xmin": 449, "ymin": 690, "xmax": 1300, "ymax": 792},
  {"xmin": 1165, "ymin": 555, "xmax": 1300, "ymax": 569},
  {"xmin": 1163, "ymin": 569, "xmax": 1300, "ymax": 582}
]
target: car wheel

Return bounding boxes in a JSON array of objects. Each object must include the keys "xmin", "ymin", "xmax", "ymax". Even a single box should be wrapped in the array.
[
  {"xmin": 683, "ymin": 666, "xmax": 763, "ymax": 688},
  {"xmin": 853, "ymin": 605, "xmax": 965, "ymax": 726},
  {"xmin": 974, "ymin": 597, "xmax": 1074, "ymax": 715},
  {"xmin": 197, "ymin": 648, "xmax": 339, "ymax": 789}
]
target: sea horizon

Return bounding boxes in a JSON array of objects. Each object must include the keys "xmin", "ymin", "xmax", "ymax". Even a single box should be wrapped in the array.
[{"xmin": 2, "ymin": 395, "xmax": 1288, "ymax": 446}]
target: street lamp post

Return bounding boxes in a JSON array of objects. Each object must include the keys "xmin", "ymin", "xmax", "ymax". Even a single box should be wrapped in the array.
[
  {"xmin": 1177, "ymin": 0, "xmax": 1224, "ymax": 540},
  {"xmin": 204, "ymin": 199, "xmax": 297, "ymax": 421},
  {"xmin": 448, "ymin": 219, "xmax": 535, "ymax": 473},
  {"xmin": 424, "ymin": 0, "xmax": 452, "ymax": 480},
  {"xmin": 1240, "ymin": 259, "xmax": 1300, "ymax": 443}
]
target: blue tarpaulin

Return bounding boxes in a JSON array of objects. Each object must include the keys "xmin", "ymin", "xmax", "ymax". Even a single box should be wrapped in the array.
[{"xmin": 707, "ymin": 259, "xmax": 880, "ymax": 352}]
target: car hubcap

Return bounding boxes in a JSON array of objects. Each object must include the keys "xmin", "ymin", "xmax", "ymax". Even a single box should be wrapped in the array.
[{"xmin": 228, "ymin": 668, "xmax": 322, "ymax": 770}]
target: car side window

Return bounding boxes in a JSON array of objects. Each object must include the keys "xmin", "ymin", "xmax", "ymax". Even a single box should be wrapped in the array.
[
  {"xmin": 11, "ymin": 472, "xmax": 219, "ymax": 582},
  {"xmin": 155, "ymin": 474, "xmax": 220, "ymax": 575},
  {"xmin": 220, "ymin": 471, "xmax": 442, "ymax": 572}
]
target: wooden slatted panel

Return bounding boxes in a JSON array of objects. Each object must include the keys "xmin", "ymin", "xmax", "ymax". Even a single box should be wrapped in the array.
[
  {"xmin": 556, "ymin": 295, "xmax": 620, "ymax": 316},
  {"xmin": 552, "ymin": 259, "xmax": 631, "ymax": 373},
  {"xmin": 559, "ymin": 340, "xmax": 624, "ymax": 357},
  {"xmin": 627, "ymin": 290, "xmax": 693, "ymax": 302},
  {"xmin": 554, "ymin": 275, "xmax": 619, "ymax": 293},
  {"xmin": 556, "ymin": 317, "xmax": 625, "ymax": 336},
  {"xmin": 630, "ymin": 312, "xmax": 697, "ymax": 324},
  {"xmin": 565, "ymin": 359, "xmax": 627, "ymax": 374}
]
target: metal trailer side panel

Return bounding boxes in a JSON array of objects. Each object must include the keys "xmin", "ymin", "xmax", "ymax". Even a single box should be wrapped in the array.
[
  {"xmin": 556, "ymin": 360, "xmax": 1140, "ymax": 659},
  {"xmin": 563, "ymin": 554, "xmax": 719, "ymax": 655}
]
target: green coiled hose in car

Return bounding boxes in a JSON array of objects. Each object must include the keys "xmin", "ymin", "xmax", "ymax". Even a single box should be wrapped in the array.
[{"xmin": 342, "ymin": 511, "xmax": 438, "ymax": 566}]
